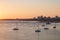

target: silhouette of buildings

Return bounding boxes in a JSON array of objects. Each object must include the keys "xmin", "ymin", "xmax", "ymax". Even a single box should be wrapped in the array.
[
  {"xmin": 37, "ymin": 16, "xmax": 60, "ymax": 22},
  {"xmin": 0, "ymin": 16, "xmax": 60, "ymax": 22}
]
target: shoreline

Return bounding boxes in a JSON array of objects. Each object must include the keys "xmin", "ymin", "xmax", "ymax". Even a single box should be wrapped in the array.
[{"xmin": 0, "ymin": 19, "xmax": 60, "ymax": 23}]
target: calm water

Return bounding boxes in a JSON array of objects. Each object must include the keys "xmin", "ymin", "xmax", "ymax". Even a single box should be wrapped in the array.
[{"xmin": 0, "ymin": 21, "xmax": 60, "ymax": 40}]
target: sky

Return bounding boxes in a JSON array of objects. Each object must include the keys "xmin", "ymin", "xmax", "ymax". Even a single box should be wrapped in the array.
[{"xmin": 0, "ymin": 0, "xmax": 60, "ymax": 19}]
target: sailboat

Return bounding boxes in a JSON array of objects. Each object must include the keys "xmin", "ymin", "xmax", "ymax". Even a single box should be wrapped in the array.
[
  {"xmin": 13, "ymin": 21, "xmax": 19, "ymax": 30},
  {"xmin": 44, "ymin": 23, "xmax": 49, "ymax": 30},
  {"xmin": 35, "ymin": 22, "xmax": 41, "ymax": 32},
  {"xmin": 53, "ymin": 23, "xmax": 56, "ymax": 29}
]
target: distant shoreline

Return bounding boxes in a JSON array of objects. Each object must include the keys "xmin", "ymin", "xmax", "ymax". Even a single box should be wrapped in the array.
[
  {"xmin": 0, "ymin": 19, "xmax": 60, "ymax": 23},
  {"xmin": 0, "ymin": 19, "xmax": 38, "ymax": 21}
]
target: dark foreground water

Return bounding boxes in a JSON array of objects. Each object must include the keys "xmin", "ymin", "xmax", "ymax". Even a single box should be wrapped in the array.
[{"xmin": 0, "ymin": 21, "xmax": 60, "ymax": 40}]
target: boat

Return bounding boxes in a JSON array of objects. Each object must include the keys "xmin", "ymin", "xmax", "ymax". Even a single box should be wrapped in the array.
[
  {"xmin": 13, "ymin": 22, "xmax": 19, "ymax": 30},
  {"xmin": 35, "ymin": 23, "xmax": 41, "ymax": 32},
  {"xmin": 46, "ymin": 22, "xmax": 51, "ymax": 24},
  {"xmin": 35, "ymin": 29, "xmax": 41, "ymax": 32},
  {"xmin": 44, "ymin": 28, "xmax": 49, "ymax": 30},
  {"xmin": 44, "ymin": 23, "xmax": 49, "ymax": 30},
  {"xmin": 13, "ymin": 28, "xmax": 19, "ymax": 30},
  {"xmin": 42, "ymin": 25, "xmax": 45, "ymax": 27},
  {"xmin": 53, "ymin": 26, "xmax": 56, "ymax": 28},
  {"xmin": 53, "ymin": 23, "xmax": 56, "ymax": 29}
]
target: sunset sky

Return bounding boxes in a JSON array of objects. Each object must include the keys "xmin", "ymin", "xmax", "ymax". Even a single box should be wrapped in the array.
[{"xmin": 0, "ymin": 0, "xmax": 60, "ymax": 19}]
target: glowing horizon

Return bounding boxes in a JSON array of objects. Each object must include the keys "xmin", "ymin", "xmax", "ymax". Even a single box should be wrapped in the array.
[{"xmin": 0, "ymin": 0, "xmax": 60, "ymax": 19}]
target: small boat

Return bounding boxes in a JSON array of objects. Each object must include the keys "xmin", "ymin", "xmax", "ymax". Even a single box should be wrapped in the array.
[
  {"xmin": 46, "ymin": 22, "xmax": 51, "ymax": 24},
  {"xmin": 13, "ymin": 28, "xmax": 19, "ymax": 30},
  {"xmin": 35, "ymin": 29, "xmax": 41, "ymax": 32},
  {"xmin": 53, "ymin": 26, "xmax": 56, "ymax": 28},
  {"xmin": 42, "ymin": 25, "xmax": 45, "ymax": 27},
  {"xmin": 53, "ymin": 23, "xmax": 56, "ymax": 29},
  {"xmin": 35, "ymin": 23, "xmax": 41, "ymax": 32},
  {"xmin": 13, "ymin": 22, "xmax": 19, "ymax": 30},
  {"xmin": 44, "ymin": 28, "xmax": 49, "ymax": 30}
]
